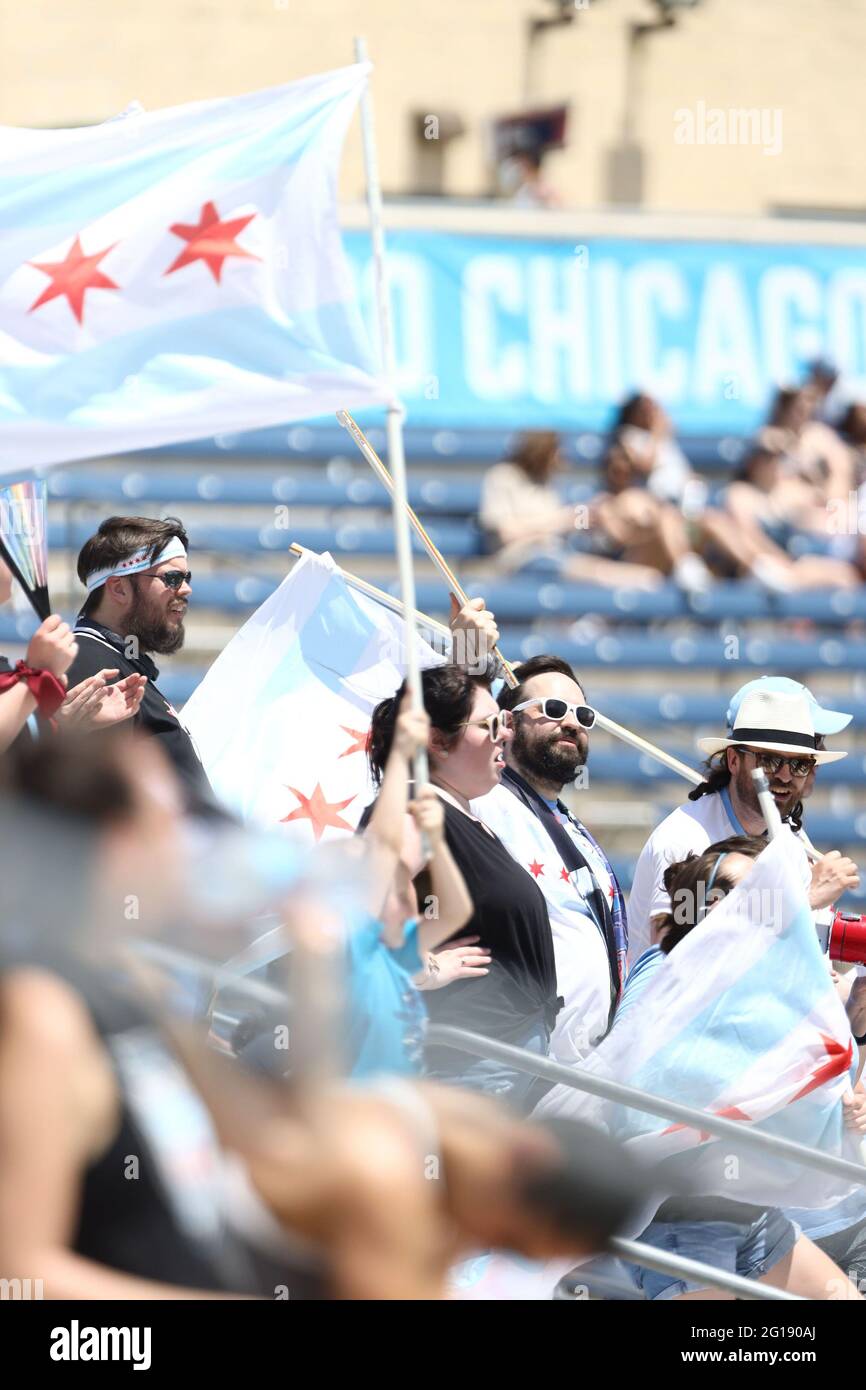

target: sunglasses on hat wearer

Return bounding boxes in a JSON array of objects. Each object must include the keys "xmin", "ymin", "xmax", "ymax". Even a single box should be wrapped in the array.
[
  {"xmin": 734, "ymin": 746, "xmax": 817, "ymax": 780},
  {"xmin": 513, "ymin": 697, "xmax": 596, "ymax": 729}
]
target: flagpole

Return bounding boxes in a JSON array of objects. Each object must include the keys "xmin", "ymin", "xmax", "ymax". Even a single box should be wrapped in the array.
[{"xmin": 352, "ymin": 36, "xmax": 429, "ymax": 791}]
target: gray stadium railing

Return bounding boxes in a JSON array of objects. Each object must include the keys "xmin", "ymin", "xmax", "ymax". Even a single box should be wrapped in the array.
[
  {"xmin": 425, "ymin": 1025, "xmax": 866, "ymax": 1187},
  {"xmin": 427, "ymin": 1024, "xmax": 865, "ymax": 1301}
]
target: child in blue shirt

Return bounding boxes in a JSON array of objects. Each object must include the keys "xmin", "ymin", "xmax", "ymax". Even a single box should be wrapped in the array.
[{"xmin": 349, "ymin": 692, "xmax": 474, "ymax": 1078}]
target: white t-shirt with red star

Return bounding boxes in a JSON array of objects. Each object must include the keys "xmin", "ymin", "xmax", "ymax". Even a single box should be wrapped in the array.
[{"xmin": 471, "ymin": 783, "xmax": 616, "ymax": 1065}]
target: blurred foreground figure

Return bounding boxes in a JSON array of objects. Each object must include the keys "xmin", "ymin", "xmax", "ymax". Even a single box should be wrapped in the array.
[{"xmin": 0, "ymin": 733, "xmax": 653, "ymax": 1299}]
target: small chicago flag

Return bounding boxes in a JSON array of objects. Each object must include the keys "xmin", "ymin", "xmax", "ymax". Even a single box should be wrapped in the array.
[
  {"xmin": 182, "ymin": 548, "xmax": 447, "ymax": 838},
  {"xmin": 0, "ymin": 66, "xmax": 388, "ymax": 468}
]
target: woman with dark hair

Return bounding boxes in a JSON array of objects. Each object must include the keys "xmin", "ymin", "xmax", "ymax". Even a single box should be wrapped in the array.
[
  {"xmin": 612, "ymin": 392, "xmax": 700, "ymax": 509},
  {"xmin": 367, "ymin": 665, "xmax": 560, "ymax": 1112}
]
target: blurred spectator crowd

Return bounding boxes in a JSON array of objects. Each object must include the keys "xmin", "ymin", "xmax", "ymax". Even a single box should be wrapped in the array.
[{"xmin": 480, "ymin": 362, "xmax": 866, "ymax": 597}]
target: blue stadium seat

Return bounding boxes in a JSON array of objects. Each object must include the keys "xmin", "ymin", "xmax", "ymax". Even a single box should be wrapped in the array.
[
  {"xmin": 46, "ymin": 518, "xmax": 485, "ymax": 559},
  {"xmin": 46, "ymin": 467, "xmax": 597, "ymax": 516},
  {"xmin": 584, "ymin": 748, "xmax": 866, "ymax": 785},
  {"xmin": 500, "ymin": 627, "xmax": 866, "ymax": 670},
  {"xmin": 134, "ymin": 423, "xmax": 750, "ymax": 471},
  {"xmin": 590, "ymin": 690, "xmax": 866, "ymax": 728}
]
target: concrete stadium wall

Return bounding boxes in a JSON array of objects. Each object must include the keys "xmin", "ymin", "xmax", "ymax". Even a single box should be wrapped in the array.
[{"xmin": 2, "ymin": 0, "xmax": 865, "ymax": 218}]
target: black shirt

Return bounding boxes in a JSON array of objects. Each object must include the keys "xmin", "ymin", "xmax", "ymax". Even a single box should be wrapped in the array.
[
  {"xmin": 422, "ymin": 796, "xmax": 559, "ymax": 1051},
  {"xmin": 68, "ymin": 618, "xmax": 222, "ymax": 819}
]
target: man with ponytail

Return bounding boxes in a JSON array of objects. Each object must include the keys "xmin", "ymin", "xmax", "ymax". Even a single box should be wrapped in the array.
[{"xmin": 627, "ymin": 680, "xmax": 858, "ymax": 962}]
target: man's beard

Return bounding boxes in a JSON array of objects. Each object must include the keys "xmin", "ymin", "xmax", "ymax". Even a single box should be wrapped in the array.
[
  {"xmin": 510, "ymin": 718, "xmax": 587, "ymax": 788},
  {"xmin": 733, "ymin": 761, "xmax": 797, "ymax": 820},
  {"xmin": 129, "ymin": 587, "xmax": 186, "ymax": 656}
]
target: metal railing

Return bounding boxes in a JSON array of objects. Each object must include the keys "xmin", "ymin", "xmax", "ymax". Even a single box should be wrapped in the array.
[
  {"xmin": 427, "ymin": 1023, "xmax": 864, "ymax": 1302},
  {"xmin": 426, "ymin": 1024, "xmax": 866, "ymax": 1186}
]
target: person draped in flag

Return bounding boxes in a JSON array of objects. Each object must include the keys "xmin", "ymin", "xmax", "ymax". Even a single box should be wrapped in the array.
[
  {"xmin": 367, "ymin": 665, "xmax": 560, "ymax": 1113},
  {"xmin": 627, "ymin": 682, "xmax": 859, "ymax": 962},
  {"xmin": 469, "ymin": 655, "xmax": 626, "ymax": 1066},
  {"xmin": 615, "ymin": 838, "xmax": 863, "ymax": 1300},
  {"xmin": 67, "ymin": 515, "xmax": 220, "ymax": 818}
]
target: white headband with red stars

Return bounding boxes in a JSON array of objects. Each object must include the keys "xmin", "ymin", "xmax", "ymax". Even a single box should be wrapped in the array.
[{"xmin": 85, "ymin": 536, "xmax": 187, "ymax": 592}]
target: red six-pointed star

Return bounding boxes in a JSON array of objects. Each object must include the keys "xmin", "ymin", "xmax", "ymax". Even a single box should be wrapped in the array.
[
  {"xmin": 164, "ymin": 200, "xmax": 261, "ymax": 283},
  {"xmin": 28, "ymin": 235, "xmax": 120, "ymax": 324},
  {"xmin": 528, "ymin": 860, "xmax": 545, "ymax": 879},
  {"xmin": 560, "ymin": 867, "xmax": 571, "ymax": 883},
  {"xmin": 281, "ymin": 783, "xmax": 356, "ymax": 842},
  {"xmin": 338, "ymin": 726, "xmax": 371, "ymax": 760}
]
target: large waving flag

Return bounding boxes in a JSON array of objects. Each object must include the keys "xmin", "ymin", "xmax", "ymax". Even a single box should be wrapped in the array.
[
  {"xmin": 0, "ymin": 66, "xmax": 387, "ymax": 468},
  {"xmin": 536, "ymin": 832, "xmax": 863, "ymax": 1212},
  {"xmin": 182, "ymin": 549, "xmax": 446, "ymax": 836}
]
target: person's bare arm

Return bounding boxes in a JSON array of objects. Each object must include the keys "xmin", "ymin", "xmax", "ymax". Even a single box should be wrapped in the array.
[
  {"xmin": 364, "ymin": 692, "xmax": 429, "ymax": 920},
  {"xmin": 0, "ymin": 681, "xmax": 36, "ymax": 753},
  {"xmin": 809, "ymin": 851, "xmax": 860, "ymax": 910},
  {"xmin": 0, "ymin": 970, "xmax": 244, "ymax": 1300},
  {"xmin": 846, "ymin": 978, "xmax": 866, "ymax": 1070},
  {"xmin": 409, "ymin": 786, "xmax": 473, "ymax": 952},
  {"xmin": 489, "ymin": 507, "xmax": 579, "ymax": 548}
]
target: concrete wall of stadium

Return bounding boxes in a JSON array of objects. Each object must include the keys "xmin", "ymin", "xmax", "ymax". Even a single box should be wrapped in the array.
[{"xmin": 3, "ymin": 0, "xmax": 866, "ymax": 220}]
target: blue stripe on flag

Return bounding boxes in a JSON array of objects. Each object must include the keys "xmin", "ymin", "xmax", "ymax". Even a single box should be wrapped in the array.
[
  {"xmin": 0, "ymin": 304, "xmax": 376, "ymax": 424},
  {"xmin": 0, "ymin": 91, "xmax": 349, "ymax": 233},
  {"xmin": 299, "ymin": 573, "xmax": 387, "ymax": 698}
]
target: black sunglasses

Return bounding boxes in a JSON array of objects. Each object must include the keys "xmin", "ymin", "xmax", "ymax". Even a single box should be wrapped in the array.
[
  {"xmin": 139, "ymin": 568, "xmax": 192, "ymax": 591},
  {"xmin": 735, "ymin": 746, "xmax": 816, "ymax": 779}
]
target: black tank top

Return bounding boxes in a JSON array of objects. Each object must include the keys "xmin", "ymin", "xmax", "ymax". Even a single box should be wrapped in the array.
[
  {"xmin": 2, "ymin": 947, "xmax": 325, "ymax": 1296},
  {"xmin": 422, "ymin": 798, "xmax": 559, "ymax": 1046}
]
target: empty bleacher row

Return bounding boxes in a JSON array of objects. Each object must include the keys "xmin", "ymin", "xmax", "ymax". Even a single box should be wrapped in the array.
[{"xmin": 21, "ymin": 424, "xmax": 866, "ymax": 909}]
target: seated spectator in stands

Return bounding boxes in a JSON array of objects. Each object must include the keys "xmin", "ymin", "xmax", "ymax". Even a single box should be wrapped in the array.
[
  {"xmin": 611, "ymin": 392, "xmax": 705, "ymax": 513},
  {"xmin": 805, "ymin": 358, "xmax": 848, "ymax": 426},
  {"xmin": 838, "ymin": 401, "xmax": 866, "ymax": 488},
  {"xmin": 763, "ymin": 385, "xmax": 854, "ymax": 502},
  {"xmin": 704, "ymin": 442, "xmax": 863, "ymax": 590},
  {"xmin": 480, "ymin": 429, "xmax": 710, "ymax": 592},
  {"xmin": 597, "ymin": 440, "xmax": 714, "ymax": 593},
  {"xmin": 368, "ymin": 665, "xmax": 560, "ymax": 1112},
  {"xmin": 619, "ymin": 838, "xmax": 862, "ymax": 1301}
]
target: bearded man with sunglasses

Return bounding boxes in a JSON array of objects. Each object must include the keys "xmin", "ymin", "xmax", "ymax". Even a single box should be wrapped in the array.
[
  {"xmin": 470, "ymin": 655, "xmax": 627, "ymax": 1067},
  {"xmin": 627, "ymin": 684, "xmax": 859, "ymax": 962},
  {"xmin": 68, "ymin": 515, "xmax": 221, "ymax": 817}
]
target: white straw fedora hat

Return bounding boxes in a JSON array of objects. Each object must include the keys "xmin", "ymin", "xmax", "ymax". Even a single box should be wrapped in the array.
[{"xmin": 697, "ymin": 689, "xmax": 847, "ymax": 764}]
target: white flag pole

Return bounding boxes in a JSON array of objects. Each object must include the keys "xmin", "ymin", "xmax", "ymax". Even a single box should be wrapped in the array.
[{"xmin": 351, "ymin": 37, "xmax": 429, "ymax": 790}]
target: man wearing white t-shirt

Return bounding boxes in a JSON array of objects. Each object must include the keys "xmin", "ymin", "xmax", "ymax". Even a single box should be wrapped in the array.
[
  {"xmin": 627, "ymin": 681, "xmax": 859, "ymax": 963},
  {"xmin": 471, "ymin": 656, "xmax": 625, "ymax": 1066}
]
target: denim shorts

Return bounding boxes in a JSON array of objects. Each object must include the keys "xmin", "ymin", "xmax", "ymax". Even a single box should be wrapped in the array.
[
  {"xmin": 424, "ymin": 1022, "xmax": 550, "ymax": 1115},
  {"xmin": 630, "ymin": 1206, "xmax": 800, "ymax": 1300}
]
